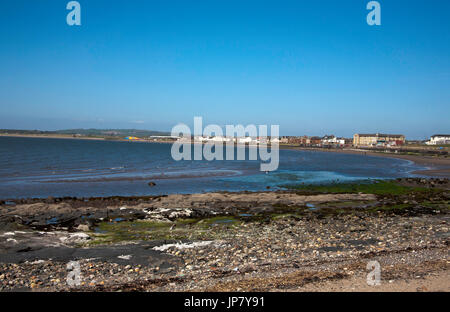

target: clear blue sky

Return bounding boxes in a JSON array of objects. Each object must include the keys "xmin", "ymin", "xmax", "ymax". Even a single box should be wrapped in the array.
[{"xmin": 0, "ymin": 0, "xmax": 449, "ymax": 139}]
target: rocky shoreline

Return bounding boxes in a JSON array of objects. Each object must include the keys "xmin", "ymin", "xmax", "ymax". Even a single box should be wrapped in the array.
[{"xmin": 0, "ymin": 178, "xmax": 449, "ymax": 292}]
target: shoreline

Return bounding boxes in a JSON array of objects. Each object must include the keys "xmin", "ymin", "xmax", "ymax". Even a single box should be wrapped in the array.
[{"xmin": 0, "ymin": 178, "xmax": 448, "ymax": 292}]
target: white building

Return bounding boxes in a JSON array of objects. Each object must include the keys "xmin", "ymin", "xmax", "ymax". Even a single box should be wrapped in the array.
[
  {"xmin": 210, "ymin": 136, "xmax": 229, "ymax": 142},
  {"xmin": 238, "ymin": 137, "xmax": 252, "ymax": 144},
  {"xmin": 321, "ymin": 135, "xmax": 336, "ymax": 145},
  {"xmin": 194, "ymin": 136, "xmax": 207, "ymax": 142},
  {"xmin": 426, "ymin": 135, "xmax": 450, "ymax": 145},
  {"xmin": 195, "ymin": 136, "xmax": 230, "ymax": 142},
  {"xmin": 322, "ymin": 135, "xmax": 346, "ymax": 146}
]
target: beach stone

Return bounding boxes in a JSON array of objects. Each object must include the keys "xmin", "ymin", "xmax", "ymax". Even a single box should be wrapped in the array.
[{"xmin": 76, "ymin": 224, "xmax": 90, "ymax": 231}]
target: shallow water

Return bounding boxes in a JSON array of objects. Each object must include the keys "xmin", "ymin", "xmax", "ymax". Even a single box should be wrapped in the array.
[{"xmin": 0, "ymin": 136, "xmax": 426, "ymax": 199}]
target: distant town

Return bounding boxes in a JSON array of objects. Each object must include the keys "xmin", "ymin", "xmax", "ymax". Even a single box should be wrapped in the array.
[
  {"xmin": 1, "ymin": 129, "xmax": 449, "ymax": 151},
  {"xmin": 100, "ymin": 132, "xmax": 450, "ymax": 150},
  {"xmin": 169, "ymin": 133, "xmax": 450, "ymax": 151}
]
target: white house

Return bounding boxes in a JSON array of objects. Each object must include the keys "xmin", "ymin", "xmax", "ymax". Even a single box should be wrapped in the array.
[
  {"xmin": 321, "ymin": 135, "xmax": 346, "ymax": 146},
  {"xmin": 426, "ymin": 135, "xmax": 450, "ymax": 145}
]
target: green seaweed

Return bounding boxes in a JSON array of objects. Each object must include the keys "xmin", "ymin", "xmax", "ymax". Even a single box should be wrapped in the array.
[
  {"xmin": 285, "ymin": 180, "xmax": 439, "ymax": 196},
  {"xmin": 85, "ymin": 216, "xmax": 242, "ymax": 246}
]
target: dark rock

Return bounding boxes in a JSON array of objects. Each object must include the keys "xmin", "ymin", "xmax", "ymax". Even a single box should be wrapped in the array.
[
  {"xmin": 148, "ymin": 182, "xmax": 156, "ymax": 187},
  {"xmin": 46, "ymin": 196, "xmax": 55, "ymax": 204}
]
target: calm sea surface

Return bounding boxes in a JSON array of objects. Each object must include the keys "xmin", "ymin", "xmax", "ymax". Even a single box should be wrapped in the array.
[{"xmin": 0, "ymin": 136, "xmax": 426, "ymax": 199}]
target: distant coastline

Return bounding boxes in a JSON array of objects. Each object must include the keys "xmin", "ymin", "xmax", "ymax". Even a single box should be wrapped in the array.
[{"xmin": 0, "ymin": 133, "xmax": 107, "ymax": 141}]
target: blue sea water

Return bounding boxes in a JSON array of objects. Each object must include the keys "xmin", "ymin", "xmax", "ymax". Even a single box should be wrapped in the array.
[{"xmin": 0, "ymin": 136, "xmax": 426, "ymax": 199}]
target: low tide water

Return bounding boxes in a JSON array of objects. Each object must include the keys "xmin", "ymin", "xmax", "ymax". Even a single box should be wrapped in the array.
[{"xmin": 0, "ymin": 136, "xmax": 426, "ymax": 199}]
